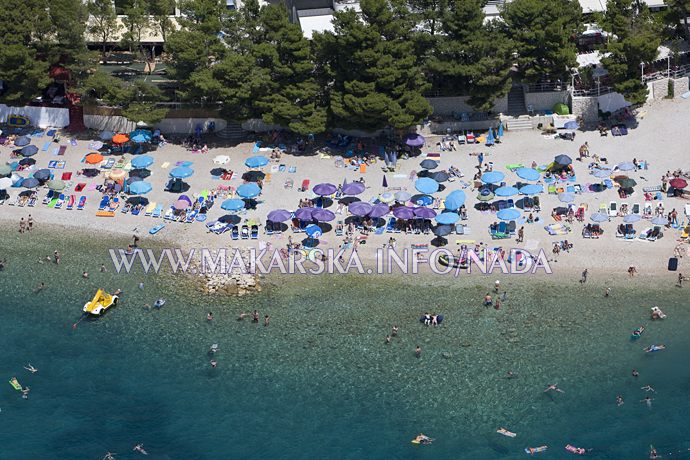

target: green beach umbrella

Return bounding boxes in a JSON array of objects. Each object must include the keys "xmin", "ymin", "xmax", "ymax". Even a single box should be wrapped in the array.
[
  {"xmin": 553, "ymin": 103, "xmax": 569, "ymax": 115},
  {"xmin": 47, "ymin": 179, "xmax": 66, "ymax": 191}
]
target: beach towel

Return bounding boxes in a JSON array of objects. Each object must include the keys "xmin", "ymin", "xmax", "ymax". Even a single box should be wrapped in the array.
[
  {"xmin": 58, "ymin": 146, "xmax": 67, "ymax": 155},
  {"xmin": 288, "ymin": 166, "xmax": 296, "ymax": 173},
  {"xmin": 279, "ymin": 164, "xmax": 286, "ymax": 172},
  {"xmin": 61, "ymin": 172, "xmax": 72, "ymax": 180},
  {"xmin": 252, "ymin": 142, "xmax": 260, "ymax": 153},
  {"xmin": 359, "ymin": 164, "xmax": 367, "ymax": 174},
  {"xmin": 51, "ymin": 147, "xmax": 59, "ymax": 155},
  {"xmin": 161, "ymin": 162, "xmax": 170, "ymax": 169},
  {"xmin": 75, "ymin": 183, "xmax": 86, "ymax": 192},
  {"xmin": 48, "ymin": 160, "xmax": 65, "ymax": 169},
  {"xmin": 426, "ymin": 153, "xmax": 441, "ymax": 158},
  {"xmin": 264, "ymin": 173, "xmax": 272, "ymax": 184},
  {"xmin": 42, "ymin": 141, "xmax": 51, "ymax": 151},
  {"xmin": 271, "ymin": 165, "xmax": 279, "ymax": 173}
]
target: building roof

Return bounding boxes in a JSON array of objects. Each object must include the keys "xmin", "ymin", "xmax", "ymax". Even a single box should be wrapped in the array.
[{"xmin": 298, "ymin": 12, "xmax": 335, "ymax": 39}]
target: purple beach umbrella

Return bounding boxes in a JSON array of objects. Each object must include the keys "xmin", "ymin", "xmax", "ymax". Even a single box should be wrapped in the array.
[
  {"xmin": 348, "ymin": 201, "xmax": 373, "ymax": 216},
  {"xmin": 369, "ymin": 203, "xmax": 390, "ymax": 218},
  {"xmin": 393, "ymin": 206, "xmax": 415, "ymax": 220},
  {"xmin": 294, "ymin": 207, "xmax": 314, "ymax": 220},
  {"xmin": 405, "ymin": 134, "xmax": 425, "ymax": 147},
  {"xmin": 342, "ymin": 182, "xmax": 365, "ymax": 195},
  {"xmin": 312, "ymin": 208, "xmax": 335, "ymax": 222},
  {"xmin": 413, "ymin": 207, "xmax": 437, "ymax": 219},
  {"xmin": 313, "ymin": 183, "xmax": 337, "ymax": 196},
  {"xmin": 267, "ymin": 209, "xmax": 292, "ymax": 222}
]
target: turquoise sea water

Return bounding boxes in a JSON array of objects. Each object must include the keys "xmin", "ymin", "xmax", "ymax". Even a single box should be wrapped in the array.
[{"xmin": 1, "ymin": 229, "xmax": 689, "ymax": 459}]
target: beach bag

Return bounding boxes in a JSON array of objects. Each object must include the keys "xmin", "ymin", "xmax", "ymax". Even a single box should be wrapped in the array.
[{"xmin": 668, "ymin": 257, "xmax": 678, "ymax": 271}]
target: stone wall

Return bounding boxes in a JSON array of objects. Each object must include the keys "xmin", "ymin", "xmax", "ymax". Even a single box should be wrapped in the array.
[
  {"xmin": 647, "ymin": 78, "xmax": 670, "ymax": 100},
  {"xmin": 571, "ymin": 96, "xmax": 598, "ymax": 124},
  {"xmin": 0, "ymin": 104, "xmax": 69, "ymax": 128},
  {"xmin": 426, "ymin": 95, "xmax": 508, "ymax": 116},
  {"xmin": 524, "ymin": 91, "xmax": 569, "ymax": 113},
  {"xmin": 672, "ymin": 77, "xmax": 689, "ymax": 98}
]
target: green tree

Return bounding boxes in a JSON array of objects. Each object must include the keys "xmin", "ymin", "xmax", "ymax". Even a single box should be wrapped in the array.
[
  {"xmin": 315, "ymin": 0, "xmax": 432, "ymax": 130},
  {"xmin": 122, "ymin": 103, "xmax": 169, "ymax": 124},
  {"xmin": 150, "ymin": 0, "xmax": 177, "ymax": 43},
  {"xmin": 88, "ymin": 0, "xmax": 123, "ymax": 56},
  {"xmin": 49, "ymin": 0, "xmax": 96, "ymax": 88},
  {"xmin": 0, "ymin": 45, "xmax": 50, "ymax": 104},
  {"xmin": 602, "ymin": 0, "xmax": 660, "ymax": 104},
  {"xmin": 501, "ymin": 0, "xmax": 582, "ymax": 83},
  {"xmin": 427, "ymin": 0, "xmax": 513, "ymax": 110},
  {"xmin": 122, "ymin": 0, "xmax": 151, "ymax": 54},
  {"xmin": 663, "ymin": 0, "xmax": 690, "ymax": 40}
]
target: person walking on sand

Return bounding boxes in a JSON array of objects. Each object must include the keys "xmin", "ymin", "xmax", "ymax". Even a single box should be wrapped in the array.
[
  {"xmin": 677, "ymin": 273, "xmax": 684, "ymax": 287},
  {"xmin": 478, "ymin": 152, "xmax": 484, "ymax": 168},
  {"xmin": 580, "ymin": 269, "xmax": 588, "ymax": 284},
  {"xmin": 19, "ymin": 218, "xmax": 26, "ymax": 234},
  {"xmin": 494, "ymin": 280, "xmax": 500, "ymax": 293},
  {"xmin": 516, "ymin": 226, "xmax": 524, "ymax": 243},
  {"xmin": 27, "ymin": 215, "xmax": 34, "ymax": 231},
  {"xmin": 628, "ymin": 266, "xmax": 637, "ymax": 277}
]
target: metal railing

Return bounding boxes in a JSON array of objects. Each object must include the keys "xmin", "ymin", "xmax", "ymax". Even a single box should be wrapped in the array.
[
  {"xmin": 525, "ymin": 82, "xmax": 567, "ymax": 93},
  {"xmin": 642, "ymin": 63, "xmax": 690, "ymax": 83},
  {"xmin": 570, "ymin": 85, "xmax": 614, "ymax": 97}
]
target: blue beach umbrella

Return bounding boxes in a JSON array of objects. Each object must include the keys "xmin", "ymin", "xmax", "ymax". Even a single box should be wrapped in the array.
[
  {"xmin": 558, "ymin": 193, "xmax": 575, "ymax": 203},
  {"xmin": 415, "ymin": 177, "xmax": 439, "ymax": 194},
  {"xmin": 33, "ymin": 169, "xmax": 51, "ymax": 181},
  {"xmin": 305, "ymin": 224, "xmax": 322, "ymax": 239},
  {"xmin": 420, "ymin": 159, "xmax": 438, "ymax": 170},
  {"xmin": 519, "ymin": 184, "xmax": 543, "ymax": 195},
  {"xmin": 245, "ymin": 155, "xmax": 269, "ymax": 168},
  {"xmin": 20, "ymin": 145, "xmax": 39, "ymax": 157},
  {"xmin": 131, "ymin": 134, "xmax": 149, "ymax": 143},
  {"xmin": 495, "ymin": 186, "xmax": 519, "ymax": 197},
  {"xmin": 170, "ymin": 166, "xmax": 194, "ymax": 179},
  {"xmin": 237, "ymin": 183, "xmax": 261, "ymax": 199},
  {"xmin": 369, "ymin": 203, "xmax": 390, "ymax": 218},
  {"xmin": 294, "ymin": 207, "xmax": 314, "ymax": 221},
  {"xmin": 497, "ymin": 208, "xmax": 520, "ymax": 221},
  {"xmin": 623, "ymin": 214, "xmax": 641, "ymax": 223},
  {"xmin": 590, "ymin": 213, "xmax": 609, "ymax": 222},
  {"xmin": 129, "ymin": 181, "xmax": 152, "ymax": 195},
  {"xmin": 481, "ymin": 171, "xmax": 504, "ymax": 184},
  {"xmin": 436, "ymin": 212, "xmax": 459, "ymax": 225},
  {"xmin": 515, "ymin": 167, "xmax": 540, "ymax": 181},
  {"xmin": 14, "ymin": 136, "xmax": 30, "ymax": 147},
  {"xmin": 444, "ymin": 190, "xmax": 466, "ymax": 210},
  {"xmin": 131, "ymin": 155, "xmax": 154, "ymax": 169},
  {"xmin": 22, "ymin": 177, "xmax": 40, "ymax": 189},
  {"xmin": 313, "ymin": 183, "xmax": 337, "ymax": 196},
  {"xmin": 221, "ymin": 198, "xmax": 245, "ymax": 211},
  {"xmin": 100, "ymin": 131, "xmax": 115, "ymax": 140}
]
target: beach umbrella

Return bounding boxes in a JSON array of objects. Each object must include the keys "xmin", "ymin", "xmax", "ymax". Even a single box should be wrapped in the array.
[
  {"xmin": 210, "ymin": 167, "xmax": 226, "ymax": 177},
  {"xmin": 431, "ymin": 171, "xmax": 449, "ymax": 183},
  {"xmin": 616, "ymin": 162, "xmax": 636, "ymax": 171},
  {"xmin": 267, "ymin": 209, "xmax": 291, "ymax": 222},
  {"xmin": 379, "ymin": 192, "xmax": 395, "ymax": 203},
  {"xmin": 125, "ymin": 176, "xmax": 143, "ymax": 186},
  {"xmin": 0, "ymin": 164, "xmax": 12, "ymax": 176},
  {"xmin": 405, "ymin": 134, "xmax": 425, "ymax": 147},
  {"xmin": 0, "ymin": 177, "xmax": 12, "ymax": 189},
  {"xmin": 485, "ymin": 128, "xmax": 495, "ymax": 146},
  {"xmin": 554, "ymin": 154, "xmax": 572, "ymax": 166},
  {"xmin": 20, "ymin": 145, "xmax": 38, "ymax": 157},
  {"xmin": 615, "ymin": 177, "xmax": 637, "ymax": 188},
  {"xmin": 245, "ymin": 155, "xmax": 269, "ymax": 168},
  {"xmin": 129, "ymin": 181, "xmax": 152, "ymax": 195},
  {"xmin": 131, "ymin": 155, "xmax": 154, "ymax": 169},
  {"xmin": 173, "ymin": 199, "xmax": 190, "ymax": 210},
  {"xmin": 109, "ymin": 169, "xmax": 126, "ymax": 180},
  {"xmin": 112, "ymin": 133, "xmax": 129, "ymax": 144},
  {"xmin": 497, "ymin": 122, "xmax": 504, "ymax": 138},
  {"xmin": 305, "ymin": 224, "xmax": 322, "ymax": 239},
  {"xmin": 477, "ymin": 191, "xmax": 495, "ymax": 201},
  {"xmin": 221, "ymin": 199, "xmax": 245, "ymax": 212},
  {"xmin": 127, "ymin": 196, "xmax": 149, "ymax": 206},
  {"xmin": 313, "ymin": 183, "xmax": 337, "ymax": 196},
  {"xmin": 14, "ymin": 136, "xmax": 31, "ymax": 146},
  {"xmin": 495, "ymin": 186, "xmax": 519, "ymax": 197},
  {"xmin": 237, "ymin": 182, "xmax": 261, "ymax": 198},
  {"xmin": 85, "ymin": 153, "xmax": 104, "ymax": 164},
  {"xmin": 519, "ymin": 184, "xmax": 543, "ymax": 195},
  {"xmin": 178, "ymin": 195, "xmax": 193, "ymax": 205},
  {"xmin": 414, "ymin": 207, "xmax": 437, "ymax": 219},
  {"xmin": 592, "ymin": 168, "xmax": 613, "ymax": 178},
  {"xmin": 436, "ymin": 212, "xmax": 459, "ymax": 225},
  {"xmin": 339, "ymin": 196, "xmax": 360, "ymax": 205},
  {"xmin": 242, "ymin": 171, "xmax": 265, "ymax": 182},
  {"xmin": 382, "ymin": 175, "xmax": 388, "ymax": 188},
  {"xmin": 19, "ymin": 158, "xmax": 35, "ymax": 166},
  {"xmin": 415, "ymin": 177, "xmax": 439, "ymax": 194},
  {"xmin": 590, "ymin": 212, "xmax": 609, "ymax": 222},
  {"xmin": 218, "ymin": 214, "xmax": 242, "ymax": 225},
  {"xmin": 22, "ymin": 177, "xmax": 40, "ymax": 188},
  {"xmin": 481, "ymin": 171, "xmax": 505, "ymax": 184},
  {"xmin": 434, "ymin": 225, "xmax": 453, "ymax": 237},
  {"xmin": 651, "ymin": 216, "xmax": 667, "ymax": 225},
  {"xmin": 82, "ymin": 168, "xmax": 100, "ymax": 177},
  {"xmin": 100, "ymin": 131, "xmax": 115, "ymax": 140},
  {"xmin": 393, "ymin": 206, "xmax": 415, "ymax": 220},
  {"xmin": 558, "ymin": 193, "xmax": 575, "ymax": 203},
  {"xmin": 131, "ymin": 134, "xmax": 149, "ymax": 144},
  {"xmin": 623, "ymin": 214, "xmax": 641, "ymax": 223},
  {"xmin": 170, "ymin": 166, "xmax": 194, "ymax": 179},
  {"xmin": 444, "ymin": 190, "xmax": 466, "ymax": 210},
  {"xmin": 46, "ymin": 179, "xmax": 65, "ymax": 191},
  {"xmin": 420, "ymin": 159, "xmax": 438, "ymax": 170},
  {"xmin": 369, "ymin": 204, "xmax": 390, "ymax": 218},
  {"xmin": 497, "ymin": 208, "xmax": 520, "ymax": 221},
  {"xmin": 670, "ymin": 178, "xmax": 687, "ymax": 189},
  {"xmin": 89, "ymin": 140, "xmax": 104, "ymax": 150},
  {"xmin": 342, "ymin": 182, "xmax": 365, "ymax": 195},
  {"xmin": 564, "ymin": 120, "xmax": 579, "ymax": 130},
  {"xmin": 129, "ymin": 168, "xmax": 151, "ymax": 179},
  {"xmin": 213, "ymin": 155, "xmax": 230, "ymax": 165},
  {"xmin": 295, "ymin": 207, "xmax": 314, "ymax": 221},
  {"xmin": 130, "ymin": 129, "xmax": 152, "ymax": 142},
  {"xmin": 33, "ymin": 169, "xmax": 51, "ymax": 181},
  {"xmin": 312, "ymin": 209, "xmax": 335, "ymax": 222},
  {"xmin": 411, "ymin": 194, "xmax": 433, "ymax": 206},
  {"xmin": 348, "ymin": 201, "xmax": 373, "ymax": 217},
  {"xmin": 395, "ymin": 191, "xmax": 412, "ymax": 202},
  {"xmin": 516, "ymin": 167, "xmax": 540, "ymax": 181}
]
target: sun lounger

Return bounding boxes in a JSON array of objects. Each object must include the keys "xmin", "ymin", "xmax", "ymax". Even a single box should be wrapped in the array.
[
  {"xmin": 250, "ymin": 225, "xmax": 259, "ymax": 239},
  {"xmin": 185, "ymin": 210, "xmax": 197, "ymax": 223},
  {"xmin": 98, "ymin": 195, "xmax": 109, "ymax": 211},
  {"xmin": 58, "ymin": 145, "xmax": 67, "ymax": 155},
  {"xmin": 241, "ymin": 224, "xmax": 250, "ymax": 239},
  {"xmin": 27, "ymin": 195, "xmax": 37, "ymax": 207},
  {"xmin": 42, "ymin": 190, "xmax": 55, "ymax": 205},
  {"xmin": 144, "ymin": 202, "xmax": 156, "ymax": 216},
  {"xmin": 164, "ymin": 208, "xmax": 176, "ymax": 220},
  {"xmin": 151, "ymin": 204, "xmax": 163, "ymax": 218},
  {"xmin": 643, "ymin": 185, "xmax": 661, "ymax": 193},
  {"xmin": 54, "ymin": 194, "xmax": 65, "ymax": 209},
  {"xmin": 608, "ymin": 201, "xmax": 617, "ymax": 217},
  {"xmin": 66, "ymin": 195, "xmax": 75, "ymax": 210},
  {"xmin": 122, "ymin": 203, "xmax": 131, "ymax": 214},
  {"xmin": 77, "ymin": 196, "xmax": 86, "ymax": 210},
  {"xmin": 231, "ymin": 226, "xmax": 239, "ymax": 240}
]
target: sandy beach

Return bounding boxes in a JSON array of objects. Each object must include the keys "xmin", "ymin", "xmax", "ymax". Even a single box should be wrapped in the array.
[{"xmin": 2, "ymin": 97, "xmax": 690, "ymax": 282}]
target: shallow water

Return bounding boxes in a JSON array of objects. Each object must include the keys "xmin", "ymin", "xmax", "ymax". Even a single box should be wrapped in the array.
[{"xmin": 1, "ymin": 229, "xmax": 689, "ymax": 459}]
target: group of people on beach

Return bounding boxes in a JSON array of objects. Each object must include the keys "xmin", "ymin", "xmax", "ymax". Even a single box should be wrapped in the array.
[{"xmin": 18, "ymin": 215, "xmax": 34, "ymax": 233}]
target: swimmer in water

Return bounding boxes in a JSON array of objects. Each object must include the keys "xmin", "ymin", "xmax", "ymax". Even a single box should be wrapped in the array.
[
  {"xmin": 210, "ymin": 360, "xmax": 217, "ymax": 368},
  {"xmin": 414, "ymin": 434, "xmax": 433, "ymax": 445},
  {"xmin": 207, "ymin": 312, "xmax": 213, "ymax": 321},
  {"xmin": 21, "ymin": 386, "xmax": 30, "ymax": 399},
  {"xmin": 641, "ymin": 385, "xmax": 655, "ymax": 392},
  {"xmin": 632, "ymin": 369, "xmax": 639, "ymax": 378},
  {"xmin": 103, "ymin": 453, "xmax": 116, "ymax": 460},
  {"xmin": 506, "ymin": 371, "xmax": 517, "ymax": 379},
  {"xmin": 484, "ymin": 293, "xmax": 492, "ymax": 306},
  {"xmin": 616, "ymin": 395, "xmax": 624, "ymax": 406},
  {"xmin": 23, "ymin": 364, "xmax": 38, "ymax": 374},
  {"xmin": 133, "ymin": 444, "xmax": 148, "ymax": 455},
  {"xmin": 641, "ymin": 396, "xmax": 653, "ymax": 408},
  {"xmin": 34, "ymin": 282, "xmax": 46, "ymax": 293},
  {"xmin": 237, "ymin": 311, "xmax": 248, "ymax": 321},
  {"xmin": 544, "ymin": 384, "xmax": 565, "ymax": 393},
  {"xmin": 391, "ymin": 325, "xmax": 399, "ymax": 337}
]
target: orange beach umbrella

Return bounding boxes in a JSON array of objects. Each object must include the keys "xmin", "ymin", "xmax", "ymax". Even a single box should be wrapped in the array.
[
  {"xmin": 112, "ymin": 133, "xmax": 129, "ymax": 144},
  {"xmin": 85, "ymin": 153, "xmax": 104, "ymax": 164}
]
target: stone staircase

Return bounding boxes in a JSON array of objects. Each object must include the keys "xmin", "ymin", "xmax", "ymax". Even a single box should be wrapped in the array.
[
  {"xmin": 506, "ymin": 84, "xmax": 527, "ymax": 115},
  {"xmin": 216, "ymin": 121, "xmax": 246, "ymax": 140},
  {"xmin": 501, "ymin": 115, "xmax": 533, "ymax": 131}
]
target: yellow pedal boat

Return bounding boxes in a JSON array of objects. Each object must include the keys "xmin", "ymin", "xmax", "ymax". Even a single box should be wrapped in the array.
[{"xmin": 83, "ymin": 289, "xmax": 119, "ymax": 316}]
